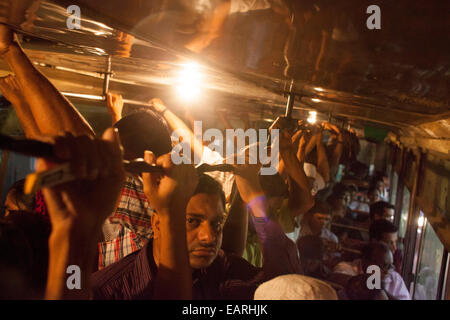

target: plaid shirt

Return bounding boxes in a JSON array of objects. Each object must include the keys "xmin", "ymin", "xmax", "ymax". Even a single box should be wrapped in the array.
[{"xmin": 98, "ymin": 174, "xmax": 154, "ymax": 270}]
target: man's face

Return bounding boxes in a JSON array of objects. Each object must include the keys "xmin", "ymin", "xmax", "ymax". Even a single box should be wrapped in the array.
[
  {"xmin": 311, "ymin": 212, "xmax": 331, "ymax": 232},
  {"xmin": 382, "ymin": 208, "xmax": 395, "ymax": 223},
  {"xmin": 368, "ymin": 190, "xmax": 380, "ymax": 203},
  {"xmin": 343, "ymin": 192, "xmax": 352, "ymax": 207},
  {"xmin": 363, "ymin": 247, "xmax": 394, "ymax": 279},
  {"xmin": 381, "ymin": 232, "xmax": 398, "ymax": 253},
  {"xmin": 374, "ymin": 208, "xmax": 395, "ymax": 223},
  {"xmin": 186, "ymin": 193, "xmax": 225, "ymax": 269},
  {"xmin": 376, "ymin": 181, "xmax": 385, "ymax": 191}
]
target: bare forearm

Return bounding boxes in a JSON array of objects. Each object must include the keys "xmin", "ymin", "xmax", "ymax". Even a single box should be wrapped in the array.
[
  {"xmin": 288, "ymin": 177, "xmax": 314, "ymax": 216},
  {"xmin": 316, "ymin": 140, "xmax": 330, "ymax": 182},
  {"xmin": 281, "ymin": 149, "xmax": 311, "ymax": 194},
  {"xmin": 281, "ymin": 149, "xmax": 314, "ymax": 214},
  {"xmin": 330, "ymin": 142, "xmax": 343, "ymax": 177},
  {"xmin": 164, "ymin": 110, "xmax": 203, "ymax": 162},
  {"xmin": 155, "ymin": 214, "xmax": 192, "ymax": 300},
  {"xmin": 11, "ymin": 99, "xmax": 40, "ymax": 139},
  {"xmin": 2, "ymin": 43, "xmax": 94, "ymax": 137},
  {"xmin": 46, "ymin": 226, "xmax": 98, "ymax": 300}
]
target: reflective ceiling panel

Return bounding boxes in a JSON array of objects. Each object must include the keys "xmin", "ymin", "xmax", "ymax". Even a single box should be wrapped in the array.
[{"xmin": 0, "ymin": 0, "xmax": 448, "ymax": 134}]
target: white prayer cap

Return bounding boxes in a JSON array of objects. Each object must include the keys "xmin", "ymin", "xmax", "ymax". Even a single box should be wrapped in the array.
[{"xmin": 254, "ymin": 274, "xmax": 338, "ymax": 300}]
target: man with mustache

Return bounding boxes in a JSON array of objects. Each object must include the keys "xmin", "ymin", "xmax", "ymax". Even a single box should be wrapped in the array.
[{"xmin": 91, "ymin": 152, "xmax": 301, "ymax": 299}]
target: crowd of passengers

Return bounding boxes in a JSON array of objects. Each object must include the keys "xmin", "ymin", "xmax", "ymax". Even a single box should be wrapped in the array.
[{"xmin": 0, "ymin": 25, "xmax": 410, "ymax": 300}]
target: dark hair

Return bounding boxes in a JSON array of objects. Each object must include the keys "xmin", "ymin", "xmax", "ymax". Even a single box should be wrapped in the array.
[
  {"xmin": 113, "ymin": 110, "xmax": 172, "ymax": 159},
  {"xmin": 297, "ymin": 235, "xmax": 324, "ymax": 260},
  {"xmin": 331, "ymin": 183, "xmax": 350, "ymax": 199},
  {"xmin": 369, "ymin": 201, "xmax": 394, "ymax": 220},
  {"xmin": 367, "ymin": 186, "xmax": 379, "ymax": 194},
  {"xmin": 307, "ymin": 200, "xmax": 332, "ymax": 216},
  {"xmin": 370, "ymin": 219, "xmax": 398, "ymax": 241},
  {"xmin": 361, "ymin": 242, "xmax": 390, "ymax": 261},
  {"xmin": 5, "ymin": 179, "xmax": 36, "ymax": 213},
  {"xmin": 193, "ymin": 174, "xmax": 226, "ymax": 210},
  {"xmin": 259, "ymin": 173, "xmax": 288, "ymax": 198}
]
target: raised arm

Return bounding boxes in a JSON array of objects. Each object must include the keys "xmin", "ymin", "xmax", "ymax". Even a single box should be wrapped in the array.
[
  {"xmin": 43, "ymin": 128, "xmax": 125, "ymax": 299},
  {"xmin": 279, "ymin": 129, "xmax": 315, "ymax": 216},
  {"xmin": 142, "ymin": 151, "xmax": 198, "ymax": 300},
  {"xmin": 106, "ymin": 92, "xmax": 124, "ymax": 125},
  {"xmin": 149, "ymin": 98, "xmax": 204, "ymax": 163},
  {"xmin": 0, "ymin": 25, "xmax": 94, "ymax": 137},
  {"xmin": 233, "ymin": 158, "xmax": 302, "ymax": 279},
  {"xmin": 316, "ymin": 129, "xmax": 331, "ymax": 183},
  {"xmin": 221, "ymin": 183, "xmax": 248, "ymax": 256},
  {"xmin": 0, "ymin": 74, "xmax": 39, "ymax": 138}
]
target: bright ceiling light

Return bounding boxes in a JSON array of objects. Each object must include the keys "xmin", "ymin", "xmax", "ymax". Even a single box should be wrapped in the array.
[
  {"xmin": 307, "ymin": 111, "xmax": 317, "ymax": 124},
  {"xmin": 311, "ymin": 98, "xmax": 320, "ymax": 103},
  {"xmin": 175, "ymin": 62, "xmax": 203, "ymax": 102},
  {"xmin": 314, "ymin": 87, "xmax": 324, "ymax": 92}
]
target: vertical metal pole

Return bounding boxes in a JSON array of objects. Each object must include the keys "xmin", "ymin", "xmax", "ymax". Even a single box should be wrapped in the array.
[{"xmin": 102, "ymin": 55, "xmax": 112, "ymax": 100}]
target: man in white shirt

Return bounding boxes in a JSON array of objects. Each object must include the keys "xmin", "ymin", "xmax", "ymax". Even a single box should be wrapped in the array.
[{"xmin": 333, "ymin": 242, "xmax": 410, "ymax": 300}]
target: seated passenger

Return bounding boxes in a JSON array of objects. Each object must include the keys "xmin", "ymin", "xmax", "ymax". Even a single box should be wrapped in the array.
[
  {"xmin": 298, "ymin": 201, "xmax": 338, "ymax": 244},
  {"xmin": 370, "ymin": 219, "xmax": 403, "ymax": 274},
  {"xmin": 371, "ymin": 174, "xmax": 389, "ymax": 202},
  {"xmin": 370, "ymin": 201, "xmax": 395, "ymax": 223},
  {"xmin": 332, "ymin": 242, "xmax": 410, "ymax": 300},
  {"xmin": 340, "ymin": 274, "xmax": 389, "ymax": 300}
]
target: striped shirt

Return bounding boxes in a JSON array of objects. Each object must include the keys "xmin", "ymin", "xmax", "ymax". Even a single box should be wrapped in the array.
[{"xmin": 91, "ymin": 217, "xmax": 301, "ymax": 299}]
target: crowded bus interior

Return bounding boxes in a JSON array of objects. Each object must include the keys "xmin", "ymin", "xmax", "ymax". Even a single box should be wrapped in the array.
[{"xmin": 0, "ymin": 0, "xmax": 448, "ymax": 300}]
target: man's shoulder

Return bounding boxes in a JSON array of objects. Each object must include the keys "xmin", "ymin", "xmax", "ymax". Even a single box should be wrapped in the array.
[
  {"xmin": 91, "ymin": 242, "xmax": 154, "ymax": 299},
  {"xmin": 207, "ymin": 250, "xmax": 263, "ymax": 299},
  {"xmin": 215, "ymin": 250, "xmax": 261, "ymax": 280}
]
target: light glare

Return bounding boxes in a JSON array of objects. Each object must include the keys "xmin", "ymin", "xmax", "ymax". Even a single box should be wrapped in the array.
[
  {"xmin": 175, "ymin": 62, "xmax": 203, "ymax": 101},
  {"xmin": 417, "ymin": 216, "xmax": 425, "ymax": 228},
  {"xmin": 307, "ymin": 111, "xmax": 317, "ymax": 124}
]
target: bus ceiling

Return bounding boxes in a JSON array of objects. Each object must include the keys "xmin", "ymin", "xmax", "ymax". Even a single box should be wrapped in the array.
[{"xmin": 0, "ymin": 0, "xmax": 448, "ymax": 155}]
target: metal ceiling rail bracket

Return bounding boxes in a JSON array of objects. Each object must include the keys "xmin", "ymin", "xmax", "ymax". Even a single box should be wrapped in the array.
[
  {"xmin": 285, "ymin": 79, "xmax": 295, "ymax": 118},
  {"xmin": 101, "ymin": 55, "xmax": 112, "ymax": 101}
]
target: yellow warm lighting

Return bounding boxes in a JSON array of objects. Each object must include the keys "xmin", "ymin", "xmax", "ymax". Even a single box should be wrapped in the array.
[
  {"xmin": 307, "ymin": 111, "xmax": 317, "ymax": 124},
  {"xmin": 61, "ymin": 92, "xmax": 104, "ymax": 100},
  {"xmin": 175, "ymin": 62, "xmax": 203, "ymax": 101}
]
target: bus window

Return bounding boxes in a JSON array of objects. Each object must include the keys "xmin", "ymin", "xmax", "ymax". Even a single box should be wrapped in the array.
[
  {"xmin": 413, "ymin": 218, "xmax": 445, "ymax": 300},
  {"xmin": 442, "ymin": 253, "xmax": 450, "ymax": 300},
  {"xmin": 399, "ymin": 187, "xmax": 410, "ymax": 238},
  {"xmin": 390, "ymin": 172, "xmax": 398, "ymax": 207}
]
